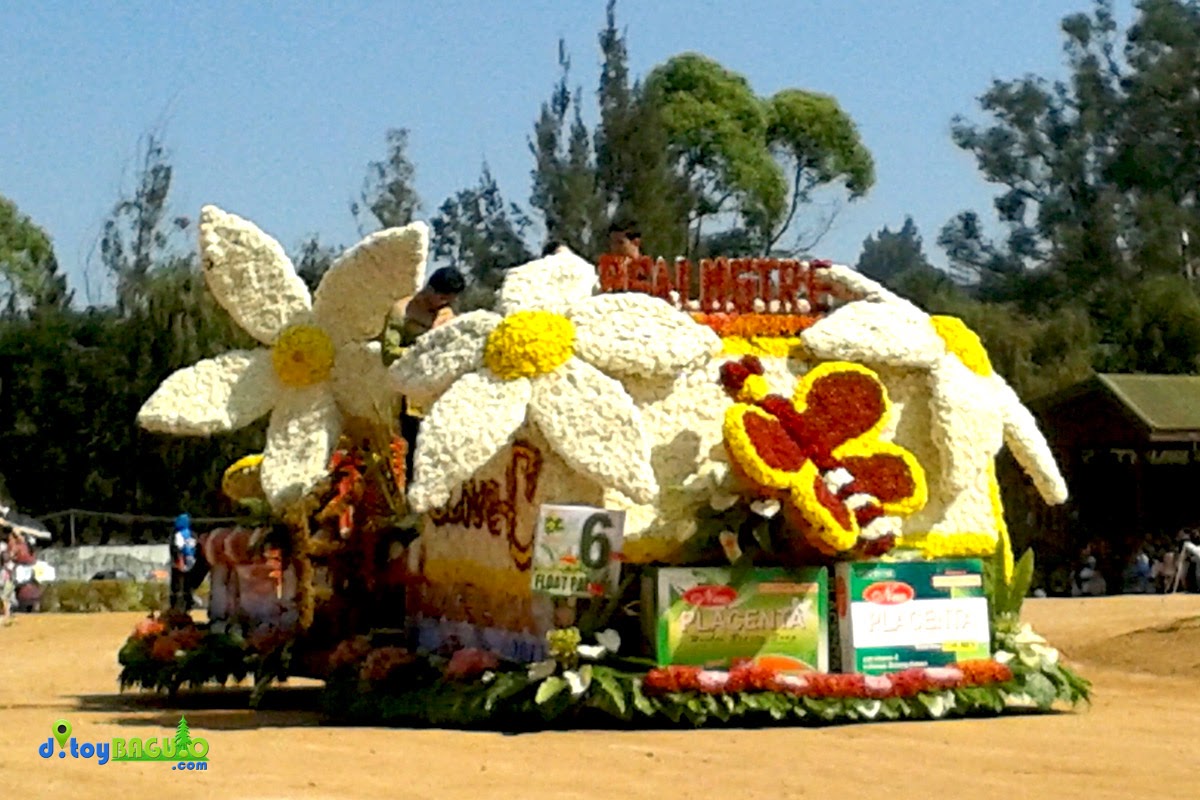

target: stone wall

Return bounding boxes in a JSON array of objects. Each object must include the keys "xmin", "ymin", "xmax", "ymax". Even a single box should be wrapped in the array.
[{"xmin": 39, "ymin": 545, "xmax": 170, "ymax": 582}]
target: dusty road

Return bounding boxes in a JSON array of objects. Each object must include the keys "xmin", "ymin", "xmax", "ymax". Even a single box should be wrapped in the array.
[{"xmin": 2, "ymin": 595, "xmax": 1198, "ymax": 800}]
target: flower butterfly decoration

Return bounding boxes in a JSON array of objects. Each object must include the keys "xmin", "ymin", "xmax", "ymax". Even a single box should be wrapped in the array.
[
  {"xmin": 719, "ymin": 355, "xmax": 929, "ymax": 556},
  {"xmin": 137, "ymin": 205, "xmax": 429, "ymax": 510}
]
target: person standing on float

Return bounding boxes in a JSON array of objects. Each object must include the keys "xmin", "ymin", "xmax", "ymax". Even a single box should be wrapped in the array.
[{"xmin": 385, "ymin": 267, "xmax": 466, "ymax": 482}]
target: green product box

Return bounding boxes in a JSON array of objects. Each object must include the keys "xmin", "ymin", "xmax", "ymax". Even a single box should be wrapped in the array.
[
  {"xmin": 835, "ymin": 559, "xmax": 991, "ymax": 675},
  {"xmin": 646, "ymin": 566, "xmax": 828, "ymax": 672}
]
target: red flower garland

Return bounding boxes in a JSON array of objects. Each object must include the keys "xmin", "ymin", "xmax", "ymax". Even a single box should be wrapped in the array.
[{"xmin": 643, "ymin": 660, "xmax": 1013, "ymax": 699}]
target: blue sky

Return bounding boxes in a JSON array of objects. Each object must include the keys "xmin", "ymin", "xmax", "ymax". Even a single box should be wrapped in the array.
[{"xmin": 1, "ymin": 0, "xmax": 1130, "ymax": 305}]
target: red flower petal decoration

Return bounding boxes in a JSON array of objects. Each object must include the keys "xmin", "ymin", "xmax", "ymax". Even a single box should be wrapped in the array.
[{"xmin": 796, "ymin": 369, "xmax": 886, "ymax": 454}]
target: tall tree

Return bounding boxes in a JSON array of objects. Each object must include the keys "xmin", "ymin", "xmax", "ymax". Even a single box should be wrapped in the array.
[
  {"xmin": 99, "ymin": 134, "xmax": 192, "ymax": 314},
  {"xmin": 592, "ymin": 1, "xmax": 689, "ymax": 258},
  {"xmin": 352, "ymin": 128, "xmax": 422, "ymax": 233},
  {"xmin": 432, "ymin": 164, "xmax": 534, "ymax": 307},
  {"xmin": 0, "ymin": 195, "xmax": 70, "ymax": 314},
  {"xmin": 644, "ymin": 53, "xmax": 874, "ymax": 256},
  {"xmin": 856, "ymin": 217, "xmax": 933, "ymax": 287},
  {"xmin": 939, "ymin": 0, "xmax": 1128, "ymax": 307},
  {"xmin": 292, "ymin": 234, "xmax": 340, "ymax": 293},
  {"xmin": 529, "ymin": 42, "xmax": 606, "ymax": 257},
  {"xmin": 944, "ymin": 0, "xmax": 1200, "ymax": 381}
]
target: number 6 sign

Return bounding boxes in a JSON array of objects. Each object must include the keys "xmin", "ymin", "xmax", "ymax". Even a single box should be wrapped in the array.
[{"xmin": 531, "ymin": 504, "xmax": 625, "ymax": 598}]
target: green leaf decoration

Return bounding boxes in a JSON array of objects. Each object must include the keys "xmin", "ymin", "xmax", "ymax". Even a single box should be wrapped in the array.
[
  {"xmin": 534, "ymin": 676, "xmax": 568, "ymax": 705},
  {"xmin": 1021, "ymin": 672, "xmax": 1058, "ymax": 707},
  {"xmin": 1006, "ymin": 549, "xmax": 1036, "ymax": 616},
  {"xmin": 592, "ymin": 669, "xmax": 628, "ymax": 717}
]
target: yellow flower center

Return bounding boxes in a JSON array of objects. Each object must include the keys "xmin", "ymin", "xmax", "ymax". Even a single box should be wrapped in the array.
[
  {"xmin": 930, "ymin": 315, "xmax": 993, "ymax": 376},
  {"xmin": 484, "ymin": 311, "xmax": 576, "ymax": 380},
  {"xmin": 272, "ymin": 324, "xmax": 336, "ymax": 387}
]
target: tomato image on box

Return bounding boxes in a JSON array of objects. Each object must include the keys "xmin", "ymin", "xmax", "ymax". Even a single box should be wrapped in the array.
[
  {"xmin": 649, "ymin": 567, "xmax": 828, "ymax": 672},
  {"xmin": 835, "ymin": 559, "xmax": 991, "ymax": 675}
]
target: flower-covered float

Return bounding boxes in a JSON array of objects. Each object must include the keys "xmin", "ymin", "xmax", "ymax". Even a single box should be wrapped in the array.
[{"xmin": 118, "ymin": 206, "xmax": 1089, "ymax": 727}]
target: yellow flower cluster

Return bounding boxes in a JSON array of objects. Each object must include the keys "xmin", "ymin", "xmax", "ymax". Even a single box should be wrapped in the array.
[
  {"xmin": 421, "ymin": 558, "xmax": 532, "ymax": 600},
  {"xmin": 895, "ymin": 531, "xmax": 998, "ymax": 559},
  {"xmin": 271, "ymin": 324, "xmax": 336, "ymax": 387},
  {"xmin": 721, "ymin": 336, "xmax": 806, "ymax": 359},
  {"xmin": 623, "ymin": 536, "xmax": 689, "ymax": 564},
  {"xmin": 930, "ymin": 316, "xmax": 993, "ymax": 377},
  {"xmin": 222, "ymin": 453, "xmax": 264, "ymax": 501},
  {"xmin": 895, "ymin": 465, "xmax": 1012, "ymax": 579},
  {"xmin": 484, "ymin": 310, "xmax": 576, "ymax": 380}
]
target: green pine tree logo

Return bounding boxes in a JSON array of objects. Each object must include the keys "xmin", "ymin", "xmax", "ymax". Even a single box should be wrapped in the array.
[{"xmin": 174, "ymin": 716, "xmax": 193, "ymax": 759}]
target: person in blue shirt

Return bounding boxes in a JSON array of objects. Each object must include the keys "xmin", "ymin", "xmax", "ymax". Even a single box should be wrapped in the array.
[{"xmin": 169, "ymin": 514, "xmax": 198, "ymax": 611}]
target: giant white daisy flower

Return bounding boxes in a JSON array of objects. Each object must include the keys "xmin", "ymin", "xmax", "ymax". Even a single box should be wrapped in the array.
[
  {"xmin": 801, "ymin": 265, "xmax": 1068, "ymax": 508},
  {"xmin": 389, "ymin": 248, "xmax": 721, "ymax": 513},
  {"xmin": 137, "ymin": 205, "xmax": 428, "ymax": 509}
]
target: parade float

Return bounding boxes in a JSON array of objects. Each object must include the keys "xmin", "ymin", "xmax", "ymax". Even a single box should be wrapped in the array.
[{"xmin": 117, "ymin": 204, "xmax": 1090, "ymax": 727}]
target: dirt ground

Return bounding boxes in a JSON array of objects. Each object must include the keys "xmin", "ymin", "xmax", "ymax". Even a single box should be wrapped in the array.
[{"xmin": 2, "ymin": 595, "xmax": 1198, "ymax": 800}]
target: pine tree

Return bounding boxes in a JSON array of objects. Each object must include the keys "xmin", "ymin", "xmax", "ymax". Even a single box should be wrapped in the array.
[{"xmin": 174, "ymin": 715, "xmax": 192, "ymax": 757}]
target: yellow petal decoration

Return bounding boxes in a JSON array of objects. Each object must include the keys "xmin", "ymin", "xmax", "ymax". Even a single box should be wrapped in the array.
[
  {"xmin": 272, "ymin": 324, "xmax": 337, "ymax": 387},
  {"xmin": 930, "ymin": 315, "xmax": 993, "ymax": 377},
  {"xmin": 484, "ymin": 311, "xmax": 576, "ymax": 381}
]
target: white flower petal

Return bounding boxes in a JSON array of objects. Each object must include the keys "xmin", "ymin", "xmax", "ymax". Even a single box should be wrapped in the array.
[
  {"xmin": 565, "ymin": 666, "xmax": 592, "ymax": 697},
  {"xmin": 710, "ymin": 492, "xmax": 740, "ymax": 511},
  {"xmin": 929, "ymin": 358, "xmax": 1005, "ymax": 494},
  {"xmin": 330, "ymin": 341, "xmax": 396, "ymax": 424},
  {"xmin": 260, "ymin": 386, "xmax": 342, "ymax": 509},
  {"xmin": 815, "ymin": 262, "xmax": 908, "ymax": 305},
  {"xmin": 137, "ymin": 350, "xmax": 280, "ymax": 435},
  {"xmin": 529, "ymin": 358, "xmax": 659, "ymax": 504},
  {"xmin": 527, "ymin": 659, "xmax": 557, "ymax": 681},
  {"xmin": 313, "ymin": 222, "xmax": 430, "ymax": 346},
  {"xmin": 577, "ymin": 644, "xmax": 606, "ymax": 660},
  {"xmin": 199, "ymin": 205, "xmax": 312, "ymax": 344},
  {"xmin": 496, "ymin": 248, "xmax": 598, "ymax": 315},
  {"xmin": 407, "ymin": 371, "xmax": 532, "ymax": 513},
  {"xmin": 823, "ymin": 467, "xmax": 855, "ymax": 494},
  {"xmin": 595, "ymin": 628, "xmax": 621, "ymax": 654},
  {"xmin": 750, "ymin": 498, "xmax": 781, "ymax": 518},
  {"xmin": 860, "ymin": 515, "xmax": 903, "ymax": 540},
  {"xmin": 994, "ymin": 375, "xmax": 1069, "ymax": 505},
  {"xmin": 801, "ymin": 298, "xmax": 946, "ymax": 369},
  {"xmin": 569, "ymin": 293, "xmax": 720, "ymax": 378},
  {"xmin": 387, "ymin": 311, "xmax": 500, "ymax": 411}
]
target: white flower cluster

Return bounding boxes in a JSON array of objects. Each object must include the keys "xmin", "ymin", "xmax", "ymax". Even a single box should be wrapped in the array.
[
  {"xmin": 137, "ymin": 205, "xmax": 429, "ymax": 509},
  {"xmin": 800, "ymin": 267, "xmax": 1069, "ymax": 553},
  {"xmin": 390, "ymin": 247, "xmax": 720, "ymax": 514},
  {"xmin": 599, "ymin": 262, "xmax": 1069, "ymax": 563}
]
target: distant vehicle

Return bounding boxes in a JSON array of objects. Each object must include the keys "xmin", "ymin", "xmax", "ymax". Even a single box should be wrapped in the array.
[{"xmin": 90, "ymin": 569, "xmax": 135, "ymax": 581}]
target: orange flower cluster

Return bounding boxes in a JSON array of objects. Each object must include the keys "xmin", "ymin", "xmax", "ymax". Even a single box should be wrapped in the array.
[
  {"xmin": 329, "ymin": 636, "xmax": 373, "ymax": 670},
  {"xmin": 319, "ymin": 434, "xmax": 408, "ymax": 538},
  {"xmin": 642, "ymin": 661, "xmax": 1013, "ymax": 698},
  {"xmin": 149, "ymin": 627, "xmax": 204, "ymax": 662},
  {"xmin": 133, "ymin": 617, "xmax": 166, "ymax": 640},
  {"xmin": 692, "ymin": 313, "xmax": 819, "ymax": 338},
  {"xmin": 360, "ymin": 647, "xmax": 417, "ymax": 683}
]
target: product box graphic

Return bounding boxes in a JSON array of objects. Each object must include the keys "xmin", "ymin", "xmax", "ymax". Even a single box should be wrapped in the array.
[
  {"xmin": 647, "ymin": 566, "xmax": 828, "ymax": 672},
  {"xmin": 836, "ymin": 559, "xmax": 990, "ymax": 675}
]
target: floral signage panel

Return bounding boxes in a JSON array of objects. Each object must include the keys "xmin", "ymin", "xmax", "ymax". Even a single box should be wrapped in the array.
[{"xmin": 531, "ymin": 505, "xmax": 625, "ymax": 599}]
